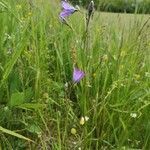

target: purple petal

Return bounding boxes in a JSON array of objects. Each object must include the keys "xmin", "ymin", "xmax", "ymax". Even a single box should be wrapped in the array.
[
  {"xmin": 59, "ymin": 1, "xmax": 77, "ymax": 21},
  {"xmin": 73, "ymin": 67, "xmax": 85, "ymax": 83},
  {"xmin": 61, "ymin": 1, "xmax": 77, "ymax": 11},
  {"xmin": 60, "ymin": 9, "xmax": 75, "ymax": 20}
]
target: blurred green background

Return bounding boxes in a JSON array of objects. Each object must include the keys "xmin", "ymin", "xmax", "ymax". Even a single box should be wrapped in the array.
[{"xmin": 71, "ymin": 0, "xmax": 150, "ymax": 14}]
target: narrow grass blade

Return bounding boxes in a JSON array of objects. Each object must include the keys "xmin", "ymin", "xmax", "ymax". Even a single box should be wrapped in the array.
[{"xmin": 0, "ymin": 126, "xmax": 35, "ymax": 143}]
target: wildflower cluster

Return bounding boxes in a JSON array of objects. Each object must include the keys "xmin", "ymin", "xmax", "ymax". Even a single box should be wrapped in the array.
[
  {"xmin": 59, "ymin": 1, "xmax": 95, "ymax": 83},
  {"xmin": 59, "ymin": 1, "xmax": 93, "ymax": 141},
  {"xmin": 71, "ymin": 116, "xmax": 89, "ymax": 136}
]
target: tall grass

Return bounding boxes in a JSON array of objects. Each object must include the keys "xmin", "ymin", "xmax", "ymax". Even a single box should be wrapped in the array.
[{"xmin": 0, "ymin": 0, "xmax": 150, "ymax": 149}]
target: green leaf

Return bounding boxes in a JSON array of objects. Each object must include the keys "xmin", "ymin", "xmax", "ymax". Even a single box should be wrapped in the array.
[
  {"xmin": 0, "ymin": 25, "xmax": 28, "ymax": 88},
  {"xmin": 26, "ymin": 124, "xmax": 42, "ymax": 134},
  {"xmin": 9, "ymin": 70, "xmax": 22, "ymax": 94},
  {"xmin": 17, "ymin": 103, "xmax": 46, "ymax": 110},
  {"xmin": 0, "ymin": 126, "xmax": 34, "ymax": 143},
  {"xmin": 24, "ymin": 87, "xmax": 33, "ymax": 102},
  {"xmin": 9, "ymin": 92, "xmax": 24, "ymax": 107}
]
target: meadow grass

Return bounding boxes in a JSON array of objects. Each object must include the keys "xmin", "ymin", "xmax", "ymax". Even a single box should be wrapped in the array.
[{"xmin": 0, "ymin": 0, "xmax": 150, "ymax": 149}]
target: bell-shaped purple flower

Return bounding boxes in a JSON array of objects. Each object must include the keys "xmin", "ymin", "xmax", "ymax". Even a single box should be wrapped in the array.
[
  {"xmin": 59, "ymin": 0, "xmax": 78, "ymax": 22},
  {"xmin": 73, "ymin": 67, "xmax": 85, "ymax": 83}
]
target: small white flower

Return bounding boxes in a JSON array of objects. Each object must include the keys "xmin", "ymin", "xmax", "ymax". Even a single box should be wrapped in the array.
[
  {"xmin": 72, "ymin": 141, "xmax": 77, "ymax": 145},
  {"xmin": 130, "ymin": 113, "xmax": 137, "ymax": 118},
  {"xmin": 64, "ymin": 82, "xmax": 68, "ymax": 88},
  {"xmin": 4, "ymin": 106, "xmax": 9, "ymax": 111},
  {"xmin": 76, "ymin": 40, "xmax": 79, "ymax": 44},
  {"xmin": 85, "ymin": 116, "xmax": 89, "ymax": 121}
]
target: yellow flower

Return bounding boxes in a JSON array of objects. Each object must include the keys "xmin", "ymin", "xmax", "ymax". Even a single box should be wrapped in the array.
[
  {"xmin": 80, "ymin": 117, "xmax": 85, "ymax": 125},
  {"xmin": 71, "ymin": 128, "xmax": 77, "ymax": 135},
  {"xmin": 79, "ymin": 116, "xmax": 89, "ymax": 125}
]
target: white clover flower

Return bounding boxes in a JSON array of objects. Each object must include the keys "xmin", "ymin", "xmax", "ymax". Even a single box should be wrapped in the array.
[{"xmin": 130, "ymin": 113, "xmax": 137, "ymax": 118}]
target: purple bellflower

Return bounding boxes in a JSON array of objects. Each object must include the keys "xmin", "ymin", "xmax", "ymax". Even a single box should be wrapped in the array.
[
  {"xmin": 73, "ymin": 67, "xmax": 85, "ymax": 83},
  {"xmin": 59, "ymin": 0, "xmax": 78, "ymax": 22}
]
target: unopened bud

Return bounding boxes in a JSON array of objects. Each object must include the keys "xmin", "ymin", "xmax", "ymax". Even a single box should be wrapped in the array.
[
  {"xmin": 75, "ymin": 5, "xmax": 80, "ymax": 11},
  {"xmin": 88, "ymin": 1, "xmax": 94, "ymax": 18}
]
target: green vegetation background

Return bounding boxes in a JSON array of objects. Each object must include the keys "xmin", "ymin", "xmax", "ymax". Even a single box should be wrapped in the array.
[
  {"xmin": 0, "ymin": 0, "xmax": 150, "ymax": 149},
  {"xmin": 71, "ymin": 0, "xmax": 150, "ymax": 14}
]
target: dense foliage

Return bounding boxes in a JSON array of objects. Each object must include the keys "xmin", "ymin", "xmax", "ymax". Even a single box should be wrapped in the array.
[
  {"xmin": 0, "ymin": 0, "xmax": 150, "ymax": 149},
  {"xmin": 71, "ymin": 0, "xmax": 150, "ymax": 14}
]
